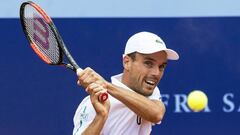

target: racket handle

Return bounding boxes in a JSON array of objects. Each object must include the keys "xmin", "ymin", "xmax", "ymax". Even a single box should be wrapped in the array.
[
  {"xmin": 76, "ymin": 68, "xmax": 108, "ymax": 102},
  {"xmin": 76, "ymin": 68, "xmax": 83, "ymax": 73},
  {"xmin": 99, "ymin": 92, "xmax": 108, "ymax": 102}
]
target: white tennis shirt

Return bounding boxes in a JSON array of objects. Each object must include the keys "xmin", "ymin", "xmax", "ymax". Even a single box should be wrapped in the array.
[{"xmin": 73, "ymin": 73, "xmax": 162, "ymax": 135}]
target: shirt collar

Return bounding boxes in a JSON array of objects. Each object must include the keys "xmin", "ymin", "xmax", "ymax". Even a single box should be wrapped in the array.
[
  {"xmin": 111, "ymin": 73, "xmax": 133, "ymax": 92},
  {"xmin": 111, "ymin": 73, "xmax": 160, "ymax": 96}
]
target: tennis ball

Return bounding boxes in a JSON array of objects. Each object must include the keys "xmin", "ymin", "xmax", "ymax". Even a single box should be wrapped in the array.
[{"xmin": 187, "ymin": 90, "xmax": 208, "ymax": 112}]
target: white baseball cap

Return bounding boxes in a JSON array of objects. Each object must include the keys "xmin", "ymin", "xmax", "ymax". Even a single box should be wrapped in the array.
[{"xmin": 124, "ymin": 31, "xmax": 179, "ymax": 60}]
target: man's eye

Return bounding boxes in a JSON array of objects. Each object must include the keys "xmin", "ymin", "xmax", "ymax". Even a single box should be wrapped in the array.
[
  {"xmin": 159, "ymin": 64, "xmax": 167, "ymax": 70},
  {"xmin": 144, "ymin": 61, "xmax": 153, "ymax": 67}
]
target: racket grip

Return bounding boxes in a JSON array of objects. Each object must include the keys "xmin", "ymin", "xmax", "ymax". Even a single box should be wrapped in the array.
[
  {"xmin": 76, "ymin": 68, "xmax": 83, "ymax": 73},
  {"xmin": 76, "ymin": 68, "xmax": 108, "ymax": 102}
]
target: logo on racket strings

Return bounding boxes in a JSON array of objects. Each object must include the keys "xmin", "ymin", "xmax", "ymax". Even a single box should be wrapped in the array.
[{"xmin": 33, "ymin": 14, "xmax": 49, "ymax": 50}]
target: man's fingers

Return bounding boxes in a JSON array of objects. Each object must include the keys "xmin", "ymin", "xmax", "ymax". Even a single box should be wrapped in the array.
[
  {"xmin": 86, "ymin": 83, "xmax": 106, "ymax": 93},
  {"xmin": 77, "ymin": 67, "xmax": 101, "ymax": 88},
  {"xmin": 86, "ymin": 83, "xmax": 96, "ymax": 93},
  {"xmin": 95, "ymin": 89, "xmax": 107, "ymax": 98}
]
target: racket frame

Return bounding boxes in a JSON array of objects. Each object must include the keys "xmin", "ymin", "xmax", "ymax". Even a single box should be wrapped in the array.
[
  {"xmin": 20, "ymin": 1, "xmax": 108, "ymax": 102},
  {"xmin": 20, "ymin": 1, "xmax": 79, "ymax": 71}
]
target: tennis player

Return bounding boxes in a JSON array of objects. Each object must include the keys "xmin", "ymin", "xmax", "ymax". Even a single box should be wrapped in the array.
[{"xmin": 73, "ymin": 31, "xmax": 179, "ymax": 135}]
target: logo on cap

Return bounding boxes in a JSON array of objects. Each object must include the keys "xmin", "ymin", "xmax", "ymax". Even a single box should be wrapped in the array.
[{"xmin": 156, "ymin": 39, "xmax": 163, "ymax": 44}]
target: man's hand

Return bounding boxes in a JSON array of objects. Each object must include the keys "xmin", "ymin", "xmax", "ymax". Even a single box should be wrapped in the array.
[
  {"xmin": 86, "ymin": 83, "xmax": 110, "ymax": 117},
  {"xmin": 81, "ymin": 83, "xmax": 110, "ymax": 135},
  {"xmin": 77, "ymin": 67, "xmax": 110, "ymax": 117},
  {"xmin": 77, "ymin": 67, "xmax": 107, "ymax": 89}
]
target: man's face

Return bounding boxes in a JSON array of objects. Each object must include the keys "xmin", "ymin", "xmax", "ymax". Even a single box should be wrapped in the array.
[{"xmin": 124, "ymin": 51, "xmax": 167, "ymax": 96}]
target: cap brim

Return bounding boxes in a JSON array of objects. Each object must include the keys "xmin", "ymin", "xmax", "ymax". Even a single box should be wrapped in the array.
[{"xmin": 164, "ymin": 49, "xmax": 179, "ymax": 60}]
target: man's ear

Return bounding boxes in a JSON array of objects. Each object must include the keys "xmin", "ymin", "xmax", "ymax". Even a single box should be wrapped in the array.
[{"xmin": 123, "ymin": 55, "xmax": 131, "ymax": 71}]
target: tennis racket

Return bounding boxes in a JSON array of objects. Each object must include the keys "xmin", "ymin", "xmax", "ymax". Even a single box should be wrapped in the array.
[{"xmin": 20, "ymin": 1, "xmax": 108, "ymax": 102}]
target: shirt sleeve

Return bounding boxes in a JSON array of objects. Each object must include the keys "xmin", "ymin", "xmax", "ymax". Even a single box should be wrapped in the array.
[{"xmin": 72, "ymin": 96, "xmax": 96, "ymax": 135}]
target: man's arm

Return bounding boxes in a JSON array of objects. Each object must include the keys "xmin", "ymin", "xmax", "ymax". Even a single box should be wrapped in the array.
[
  {"xmin": 106, "ymin": 83, "xmax": 165, "ymax": 123},
  {"xmin": 80, "ymin": 83, "xmax": 110, "ymax": 135},
  {"xmin": 77, "ymin": 67, "xmax": 164, "ymax": 124},
  {"xmin": 81, "ymin": 113, "xmax": 107, "ymax": 135}
]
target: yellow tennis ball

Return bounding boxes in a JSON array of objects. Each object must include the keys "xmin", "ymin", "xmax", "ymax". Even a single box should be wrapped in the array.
[{"xmin": 187, "ymin": 90, "xmax": 208, "ymax": 112}]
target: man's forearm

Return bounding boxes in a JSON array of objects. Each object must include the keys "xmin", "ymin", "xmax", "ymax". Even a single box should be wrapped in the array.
[
  {"xmin": 107, "ymin": 83, "xmax": 165, "ymax": 123},
  {"xmin": 82, "ymin": 115, "xmax": 107, "ymax": 135}
]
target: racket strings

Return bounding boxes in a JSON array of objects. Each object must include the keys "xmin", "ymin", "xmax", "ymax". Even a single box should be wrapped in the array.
[{"xmin": 23, "ymin": 5, "xmax": 61, "ymax": 64}]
